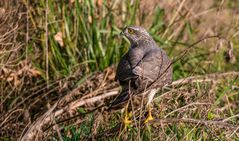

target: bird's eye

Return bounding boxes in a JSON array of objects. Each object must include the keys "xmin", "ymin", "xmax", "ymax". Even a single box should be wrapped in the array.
[{"xmin": 128, "ymin": 28, "xmax": 135, "ymax": 34}]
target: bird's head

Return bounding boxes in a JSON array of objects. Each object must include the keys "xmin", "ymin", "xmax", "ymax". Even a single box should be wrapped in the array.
[{"xmin": 120, "ymin": 25, "xmax": 152, "ymax": 45}]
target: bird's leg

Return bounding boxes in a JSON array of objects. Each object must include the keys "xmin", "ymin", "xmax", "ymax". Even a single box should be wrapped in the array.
[
  {"xmin": 144, "ymin": 104, "xmax": 154, "ymax": 123},
  {"xmin": 144, "ymin": 89, "xmax": 156, "ymax": 123},
  {"xmin": 123, "ymin": 103, "xmax": 132, "ymax": 129}
]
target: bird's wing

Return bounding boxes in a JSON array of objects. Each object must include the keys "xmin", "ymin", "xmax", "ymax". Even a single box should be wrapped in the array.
[
  {"xmin": 132, "ymin": 48, "xmax": 171, "ymax": 82},
  {"xmin": 115, "ymin": 54, "xmax": 138, "ymax": 82}
]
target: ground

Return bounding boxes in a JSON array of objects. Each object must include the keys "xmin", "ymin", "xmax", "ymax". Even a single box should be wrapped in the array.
[{"xmin": 0, "ymin": 0, "xmax": 239, "ymax": 140}]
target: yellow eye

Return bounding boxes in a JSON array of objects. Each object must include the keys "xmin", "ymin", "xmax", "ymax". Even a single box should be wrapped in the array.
[{"xmin": 128, "ymin": 28, "xmax": 135, "ymax": 34}]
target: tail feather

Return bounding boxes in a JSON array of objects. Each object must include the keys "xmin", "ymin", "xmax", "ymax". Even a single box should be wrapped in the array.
[{"xmin": 108, "ymin": 88, "xmax": 129, "ymax": 109}]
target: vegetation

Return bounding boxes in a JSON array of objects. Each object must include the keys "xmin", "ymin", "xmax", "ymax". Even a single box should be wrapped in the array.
[{"xmin": 0, "ymin": 0, "xmax": 239, "ymax": 140}]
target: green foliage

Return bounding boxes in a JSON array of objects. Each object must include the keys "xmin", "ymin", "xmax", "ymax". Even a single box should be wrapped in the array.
[
  {"xmin": 28, "ymin": 0, "xmax": 134, "ymax": 78},
  {"xmin": 61, "ymin": 114, "xmax": 94, "ymax": 141}
]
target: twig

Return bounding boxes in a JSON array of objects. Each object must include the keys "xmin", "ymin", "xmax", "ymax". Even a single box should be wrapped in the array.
[
  {"xmin": 172, "ymin": 71, "xmax": 239, "ymax": 86},
  {"xmin": 52, "ymin": 119, "xmax": 63, "ymax": 141},
  {"xmin": 223, "ymin": 113, "xmax": 239, "ymax": 122},
  {"xmin": 164, "ymin": 102, "xmax": 212, "ymax": 118},
  {"xmin": 68, "ymin": 90, "xmax": 119, "ymax": 111},
  {"xmin": 150, "ymin": 118, "xmax": 238, "ymax": 130}
]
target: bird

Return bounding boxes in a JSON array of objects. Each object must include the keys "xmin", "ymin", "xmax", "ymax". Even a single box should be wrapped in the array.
[{"xmin": 110, "ymin": 25, "xmax": 172, "ymax": 126}]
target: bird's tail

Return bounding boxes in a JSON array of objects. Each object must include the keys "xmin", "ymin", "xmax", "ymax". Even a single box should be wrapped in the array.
[{"xmin": 108, "ymin": 88, "xmax": 130, "ymax": 110}]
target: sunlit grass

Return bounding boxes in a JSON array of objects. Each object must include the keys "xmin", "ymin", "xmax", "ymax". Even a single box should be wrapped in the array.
[{"xmin": 1, "ymin": 0, "xmax": 239, "ymax": 140}]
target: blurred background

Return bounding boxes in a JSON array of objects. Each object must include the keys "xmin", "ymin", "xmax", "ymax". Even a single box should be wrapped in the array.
[{"xmin": 0, "ymin": 0, "xmax": 239, "ymax": 140}]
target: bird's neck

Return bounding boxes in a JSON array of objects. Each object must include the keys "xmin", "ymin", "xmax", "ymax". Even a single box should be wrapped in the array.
[{"xmin": 130, "ymin": 38, "xmax": 156, "ymax": 50}]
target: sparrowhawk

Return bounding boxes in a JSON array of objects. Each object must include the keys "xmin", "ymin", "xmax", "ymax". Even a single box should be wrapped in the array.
[{"xmin": 111, "ymin": 25, "xmax": 172, "ymax": 124}]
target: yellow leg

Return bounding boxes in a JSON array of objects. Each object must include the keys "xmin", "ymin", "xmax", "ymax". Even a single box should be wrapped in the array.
[
  {"xmin": 123, "ymin": 104, "xmax": 132, "ymax": 129},
  {"xmin": 144, "ymin": 105, "xmax": 154, "ymax": 123},
  {"xmin": 123, "ymin": 111, "xmax": 132, "ymax": 129}
]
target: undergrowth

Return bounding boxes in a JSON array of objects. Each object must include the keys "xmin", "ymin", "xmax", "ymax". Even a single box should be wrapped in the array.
[{"xmin": 0, "ymin": 0, "xmax": 239, "ymax": 140}]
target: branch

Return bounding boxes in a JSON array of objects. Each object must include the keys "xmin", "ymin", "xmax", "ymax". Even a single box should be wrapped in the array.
[
  {"xmin": 150, "ymin": 118, "xmax": 238, "ymax": 130},
  {"xmin": 20, "ymin": 90, "xmax": 119, "ymax": 141}
]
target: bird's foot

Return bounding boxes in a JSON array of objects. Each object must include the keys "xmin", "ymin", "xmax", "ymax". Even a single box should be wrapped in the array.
[
  {"xmin": 144, "ymin": 113, "xmax": 154, "ymax": 123},
  {"xmin": 144, "ymin": 105, "xmax": 154, "ymax": 123},
  {"xmin": 123, "ymin": 111, "xmax": 132, "ymax": 129}
]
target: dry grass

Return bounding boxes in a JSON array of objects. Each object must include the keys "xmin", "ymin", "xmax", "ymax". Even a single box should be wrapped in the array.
[{"xmin": 0, "ymin": 0, "xmax": 239, "ymax": 140}]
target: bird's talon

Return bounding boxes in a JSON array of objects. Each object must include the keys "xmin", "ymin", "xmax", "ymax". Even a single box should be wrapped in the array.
[
  {"xmin": 144, "ymin": 114, "xmax": 154, "ymax": 123},
  {"xmin": 124, "ymin": 117, "xmax": 132, "ymax": 125},
  {"xmin": 123, "ymin": 111, "xmax": 132, "ymax": 129},
  {"xmin": 123, "ymin": 116, "xmax": 132, "ymax": 129},
  {"xmin": 144, "ymin": 105, "xmax": 154, "ymax": 123}
]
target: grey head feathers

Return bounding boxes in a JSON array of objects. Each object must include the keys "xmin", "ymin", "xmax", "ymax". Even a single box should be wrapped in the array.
[{"xmin": 121, "ymin": 25, "xmax": 153, "ymax": 46}]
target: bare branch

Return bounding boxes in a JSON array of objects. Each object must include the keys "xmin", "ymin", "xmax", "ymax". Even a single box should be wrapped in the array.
[{"xmin": 150, "ymin": 118, "xmax": 239, "ymax": 130}]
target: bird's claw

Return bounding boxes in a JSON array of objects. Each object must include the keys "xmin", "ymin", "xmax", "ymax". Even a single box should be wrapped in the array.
[
  {"xmin": 123, "ymin": 111, "xmax": 132, "ymax": 129},
  {"xmin": 144, "ymin": 114, "xmax": 154, "ymax": 123},
  {"xmin": 144, "ymin": 105, "xmax": 154, "ymax": 124}
]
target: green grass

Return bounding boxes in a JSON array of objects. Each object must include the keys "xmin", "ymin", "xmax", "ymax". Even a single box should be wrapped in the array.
[{"xmin": 26, "ymin": 0, "xmax": 134, "ymax": 78}]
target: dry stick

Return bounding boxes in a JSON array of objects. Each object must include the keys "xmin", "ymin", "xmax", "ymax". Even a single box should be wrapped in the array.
[
  {"xmin": 150, "ymin": 118, "xmax": 238, "ymax": 130},
  {"xmin": 52, "ymin": 119, "xmax": 63, "ymax": 141},
  {"xmin": 164, "ymin": 102, "xmax": 212, "ymax": 118},
  {"xmin": 69, "ymin": 91, "xmax": 118, "ymax": 110},
  {"xmin": 20, "ymin": 90, "xmax": 119, "ymax": 141},
  {"xmin": 228, "ymin": 126, "xmax": 239, "ymax": 139},
  {"xmin": 172, "ymin": 71, "xmax": 239, "ymax": 86},
  {"xmin": 223, "ymin": 113, "xmax": 239, "ymax": 122}
]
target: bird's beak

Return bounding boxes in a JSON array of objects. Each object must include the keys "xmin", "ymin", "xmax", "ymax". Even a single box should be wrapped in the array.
[{"xmin": 120, "ymin": 31, "xmax": 124, "ymax": 36}]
